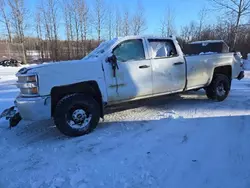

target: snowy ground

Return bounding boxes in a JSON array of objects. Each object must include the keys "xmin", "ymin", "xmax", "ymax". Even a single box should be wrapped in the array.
[
  {"xmin": 0, "ymin": 66, "xmax": 250, "ymax": 188},
  {"xmin": 244, "ymin": 59, "xmax": 250, "ymax": 70}
]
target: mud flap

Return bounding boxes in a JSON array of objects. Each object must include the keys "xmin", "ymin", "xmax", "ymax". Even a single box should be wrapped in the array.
[{"xmin": 0, "ymin": 106, "xmax": 22, "ymax": 128}]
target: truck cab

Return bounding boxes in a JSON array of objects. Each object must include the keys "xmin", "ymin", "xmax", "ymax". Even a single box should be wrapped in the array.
[{"xmin": 101, "ymin": 36, "xmax": 186, "ymax": 103}]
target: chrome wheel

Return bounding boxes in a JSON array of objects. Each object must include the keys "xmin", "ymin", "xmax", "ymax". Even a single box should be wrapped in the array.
[
  {"xmin": 216, "ymin": 82, "xmax": 226, "ymax": 97},
  {"xmin": 67, "ymin": 107, "xmax": 92, "ymax": 129}
]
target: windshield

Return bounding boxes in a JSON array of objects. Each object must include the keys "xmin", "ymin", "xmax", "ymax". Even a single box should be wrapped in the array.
[{"xmin": 83, "ymin": 38, "xmax": 118, "ymax": 60}]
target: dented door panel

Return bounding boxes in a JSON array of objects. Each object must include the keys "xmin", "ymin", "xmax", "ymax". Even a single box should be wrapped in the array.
[
  {"xmin": 185, "ymin": 56, "xmax": 210, "ymax": 89},
  {"xmin": 103, "ymin": 38, "xmax": 153, "ymax": 102},
  {"xmin": 151, "ymin": 56, "xmax": 186, "ymax": 94},
  {"xmin": 104, "ymin": 59, "xmax": 152, "ymax": 102}
]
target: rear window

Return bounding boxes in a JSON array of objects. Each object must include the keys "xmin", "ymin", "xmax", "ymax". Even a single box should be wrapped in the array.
[{"xmin": 148, "ymin": 39, "xmax": 177, "ymax": 59}]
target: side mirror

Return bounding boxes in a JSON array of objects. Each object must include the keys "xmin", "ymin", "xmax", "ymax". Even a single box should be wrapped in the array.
[{"xmin": 106, "ymin": 54, "xmax": 117, "ymax": 63}]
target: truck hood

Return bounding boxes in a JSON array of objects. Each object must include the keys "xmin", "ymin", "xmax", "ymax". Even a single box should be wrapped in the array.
[{"xmin": 17, "ymin": 59, "xmax": 98, "ymax": 75}]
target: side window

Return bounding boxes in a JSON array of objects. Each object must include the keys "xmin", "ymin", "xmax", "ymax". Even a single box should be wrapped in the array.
[
  {"xmin": 113, "ymin": 39, "xmax": 145, "ymax": 62},
  {"xmin": 149, "ymin": 40, "xmax": 178, "ymax": 59}
]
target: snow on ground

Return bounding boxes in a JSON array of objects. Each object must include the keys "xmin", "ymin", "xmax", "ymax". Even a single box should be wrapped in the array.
[
  {"xmin": 244, "ymin": 59, "xmax": 250, "ymax": 70},
  {"xmin": 0, "ymin": 67, "xmax": 20, "ymax": 120},
  {"xmin": 0, "ymin": 67, "xmax": 250, "ymax": 188}
]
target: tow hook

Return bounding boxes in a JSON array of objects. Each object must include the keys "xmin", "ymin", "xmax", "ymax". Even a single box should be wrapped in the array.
[{"xmin": 0, "ymin": 106, "xmax": 22, "ymax": 129}]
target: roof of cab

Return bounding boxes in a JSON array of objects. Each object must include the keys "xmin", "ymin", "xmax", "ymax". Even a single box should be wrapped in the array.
[{"xmin": 116, "ymin": 35, "xmax": 176, "ymax": 41}]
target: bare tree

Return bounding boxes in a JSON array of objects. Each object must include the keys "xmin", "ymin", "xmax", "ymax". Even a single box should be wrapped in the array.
[
  {"xmin": 70, "ymin": 0, "xmax": 80, "ymax": 57},
  {"xmin": 210, "ymin": 0, "xmax": 250, "ymax": 49},
  {"xmin": 160, "ymin": 7, "xmax": 175, "ymax": 37},
  {"xmin": 8, "ymin": 0, "xmax": 27, "ymax": 44},
  {"xmin": 115, "ymin": 6, "xmax": 122, "ymax": 37},
  {"xmin": 63, "ymin": 0, "xmax": 72, "ymax": 59},
  {"xmin": 83, "ymin": 7, "xmax": 89, "ymax": 55},
  {"xmin": 216, "ymin": 14, "xmax": 238, "ymax": 46},
  {"xmin": 65, "ymin": 0, "xmax": 88, "ymax": 57},
  {"xmin": 198, "ymin": 7, "xmax": 208, "ymax": 40},
  {"xmin": 122, "ymin": 9, "xmax": 130, "ymax": 36},
  {"xmin": 63, "ymin": 0, "xmax": 89, "ymax": 58},
  {"xmin": 180, "ymin": 26, "xmax": 189, "ymax": 42},
  {"xmin": 39, "ymin": 1, "xmax": 52, "ymax": 60},
  {"xmin": 131, "ymin": 0, "xmax": 147, "ymax": 35},
  {"xmin": 0, "ymin": 0, "xmax": 12, "ymax": 42},
  {"xmin": 180, "ymin": 21, "xmax": 198, "ymax": 42},
  {"xmin": 35, "ymin": 8, "xmax": 44, "ymax": 61},
  {"xmin": 107, "ymin": 3, "xmax": 115, "ymax": 40},
  {"xmin": 77, "ymin": 0, "xmax": 88, "ymax": 55},
  {"xmin": 39, "ymin": 0, "xmax": 59, "ymax": 61},
  {"xmin": 49, "ymin": 0, "xmax": 59, "ymax": 61},
  {"xmin": 94, "ymin": 0, "xmax": 106, "ymax": 41}
]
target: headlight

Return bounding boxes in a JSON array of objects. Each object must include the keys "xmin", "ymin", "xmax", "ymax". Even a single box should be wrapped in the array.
[
  {"xmin": 18, "ymin": 75, "xmax": 37, "ymax": 83},
  {"xmin": 20, "ymin": 87, "xmax": 39, "ymax": 95},
  {"xmin": 16, "ymin": 75, "xmax": 39, "ymax": 96}
]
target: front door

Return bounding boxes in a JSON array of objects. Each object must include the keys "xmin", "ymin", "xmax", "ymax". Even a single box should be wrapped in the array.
[
  {"xmin": 148, "ymin": 39, "xmax": 186, "ymax": 94},
  {"xmin": 103, "ymin": 39, "xmax": 152, "ymax": 102}
]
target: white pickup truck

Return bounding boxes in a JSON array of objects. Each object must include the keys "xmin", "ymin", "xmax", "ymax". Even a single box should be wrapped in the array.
[{"xmin": 3, "ymin": 36, "xmax": 244, "ymax": 136}]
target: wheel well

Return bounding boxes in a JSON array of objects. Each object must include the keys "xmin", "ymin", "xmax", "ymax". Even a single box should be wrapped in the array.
[
  {"xmin": 51, "ymin": 81, "xmax": 104, "ymax": 118},
  {"xmin": 213, "ymin": 65, "xmax": 232, "ymax": 80}
]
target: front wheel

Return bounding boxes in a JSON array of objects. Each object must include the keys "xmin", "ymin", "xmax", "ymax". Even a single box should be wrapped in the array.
[
  {"xmin": 54, "ymin": 94, "xmax": 100, "ymax": 137},
  {"xmin": 205, "ymin": 74, "xmax": 231, "ymax": 102}
]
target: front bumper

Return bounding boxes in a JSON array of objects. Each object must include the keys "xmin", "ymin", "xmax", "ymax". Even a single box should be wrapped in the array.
[
  {"xmin": 15, "ymin": 96, "xmax": 51, "ymax": 121},
  {"xmin": 237, "ymin": 71, "xmax": 244, "ymax": 80}
]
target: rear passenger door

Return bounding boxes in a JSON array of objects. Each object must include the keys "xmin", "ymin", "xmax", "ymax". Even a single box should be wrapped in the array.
[{"xmin": 148, "ymin": 39, "xmax": 186, "ymax": 94}]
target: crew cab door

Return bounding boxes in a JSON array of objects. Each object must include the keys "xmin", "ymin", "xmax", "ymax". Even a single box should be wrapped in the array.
[
  {"xmin": 148, "ymin": 39, "xmax": 186, "ymax": 94},
  {"xmin": 103, "ymin": 39, "xmax": 152, "ymax": 102}
]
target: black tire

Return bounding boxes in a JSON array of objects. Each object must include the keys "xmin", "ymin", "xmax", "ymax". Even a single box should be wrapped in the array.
[
  {"xmin": 54, "ymin": 94, "xmax": 100, "ymax": 137},
  {"xmin": 205, "ymin": 87, "xmax": 216, "ymax": 100},
  {"xmin": 205, "ymin": 74, "xmax": 231, "ymax": 102}
]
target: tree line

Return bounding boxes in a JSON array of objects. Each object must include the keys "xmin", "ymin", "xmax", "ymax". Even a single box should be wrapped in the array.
[
  {"xmin": 179, "ymin": 0, "xmax": 250, "ymax": 58},
  {"xmin": 0, "ymin": 0, "xmax": 250, "ymax": 62}
]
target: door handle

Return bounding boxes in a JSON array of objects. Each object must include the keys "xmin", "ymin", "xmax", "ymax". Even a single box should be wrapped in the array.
[
  {"xmin": 139, "ymin": 65, "xmax": 150, "ymax": 69},
  {"xmin": 173, "ymin": 62, "xmax": 184, "ymax": 66}
]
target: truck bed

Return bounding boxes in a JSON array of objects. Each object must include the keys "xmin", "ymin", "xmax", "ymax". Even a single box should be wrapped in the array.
[{"xmin": 185, "ymin": 53, "xmax": 239, "ymax": 90}]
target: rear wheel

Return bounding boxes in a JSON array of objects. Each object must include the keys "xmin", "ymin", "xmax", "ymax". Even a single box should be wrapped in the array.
[
  {"xmin": 54, "ymin": 94, "xmax": 100, "ymax": 137},
  {"xmin": 205, "ymin": 74, "xmax": 231, "ymax": 102}
]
